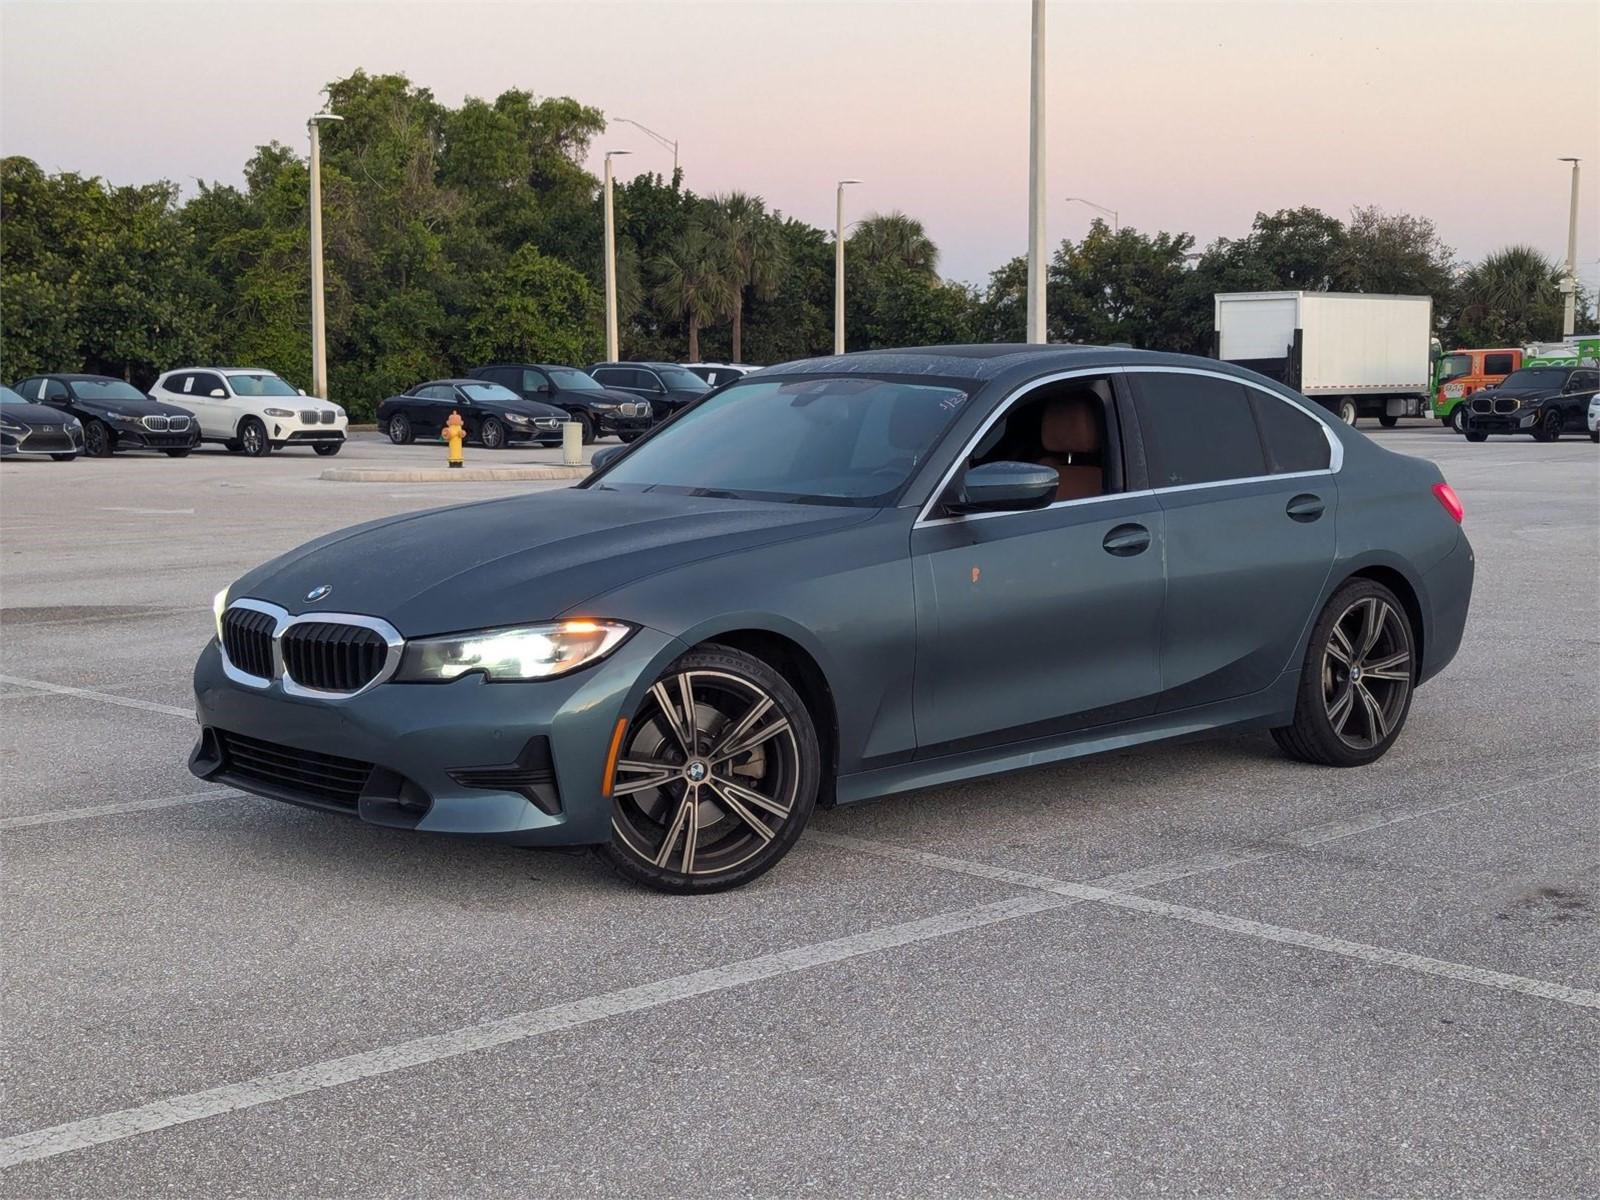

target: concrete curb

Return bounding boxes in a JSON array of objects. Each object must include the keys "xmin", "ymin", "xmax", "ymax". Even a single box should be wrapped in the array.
[{"xmin": 319, "ymin": 465, "xmax": 592, "ymax": 483}]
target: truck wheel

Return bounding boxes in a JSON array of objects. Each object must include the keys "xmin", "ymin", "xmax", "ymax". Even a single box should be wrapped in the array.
[
  {"xmin": 1531, "ymin": 408, "xmax": 1562, "ymax": 443},
  {"xmin": 1378, "ymin": 414, "xmax": 1398, "ymax": 428},
  {"xmin": 1450, "ymin": 406, "xmax": 1468, "ymax": 434},
  {"xmin": 1337, "ymin": 398, "xmax": 1358, "ymax": 426}
]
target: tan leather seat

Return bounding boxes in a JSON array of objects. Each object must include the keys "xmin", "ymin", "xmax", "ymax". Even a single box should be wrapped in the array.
[{"xmin": 1035, "ymin": 394, "xmax": 1103, "ymax": 501}]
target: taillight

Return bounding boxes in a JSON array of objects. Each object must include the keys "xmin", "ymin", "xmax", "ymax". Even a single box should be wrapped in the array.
[{"xmin": 1432, "ymin": 481, "xmax": 1463, "ymax": 524}]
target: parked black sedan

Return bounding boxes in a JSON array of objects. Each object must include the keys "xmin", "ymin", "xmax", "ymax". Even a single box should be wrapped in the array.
[
  {"xmin": 0, "ymin": 385, "xmax": 84, "ymax": 460},
  {"xmin": 587, "ymin": 362, "xmax": 710, "ymax": 423},
  {"xmin": 11, "ymin": 374, "xmax": 198, "ymax": 457},
  {"xmin": 469, "ymin": 364, "xmax": 653, "ymax": 444},
  {"xmin": 1462, "ymin": 365, "xmax": 1599, "ymax": 442},
  {"xmin": 377, "ymin": 380, "xmax": 568, "ymax": 449}
]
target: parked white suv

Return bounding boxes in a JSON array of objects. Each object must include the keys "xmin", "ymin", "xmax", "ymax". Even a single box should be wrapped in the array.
[{"xmin": 149, "ymin": 368, "xmax": 347, "ymax": 457}]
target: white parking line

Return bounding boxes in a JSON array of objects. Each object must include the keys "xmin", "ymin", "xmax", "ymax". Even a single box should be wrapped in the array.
[
  {"xmin": 0, "ymin": 789, "xmax": 232, "ymax": 831},
  {"xmin": 0, "ymin": 892, "xmax": 1067, "ymax": 1169},
  {"xmin": 0, "ymin": 675, "xmax": 194, "ymax": 720}
]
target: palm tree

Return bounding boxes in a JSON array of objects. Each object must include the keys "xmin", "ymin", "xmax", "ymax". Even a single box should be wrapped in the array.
[
  {"xmin": 849, "ymin": 211, "xmax": 940, "ymax": 278},
  {"xmin": 708, "ymin": 192, "xmax": 786, "ymax": 363},
  {"xmin": 649, "ymin": 223, "xmax": 737, "ymax": 362},
  {"xmin": 1450, "ymin": 245, "xmax": 1565, "ymax": 346}
]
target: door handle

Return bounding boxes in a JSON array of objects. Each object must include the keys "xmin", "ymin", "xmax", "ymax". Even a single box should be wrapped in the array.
[
  {"xmin": 1102, "ymin": 523, "xmax": 1151, "ymax": 557},
  {"xmin": 1286, "ymin": 494, "xmax": 1325, "ymax": 522}
]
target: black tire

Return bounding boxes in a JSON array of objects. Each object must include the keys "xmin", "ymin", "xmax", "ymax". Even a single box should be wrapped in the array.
[
  {"xmin": 1449, "ymin": 405, "xmax": 1469, "ymax": 434},
  {"xmin": 163, "ymin": 448, "xmax": 191, "ymax": 458},
  {"xmin": 387, "ymin": 413, "xmax": 413, "ymax": 445},
  {"xmin": 577, "ymin": 413, "xmax": 596, "ymax": 445},
  {"xmin": 225, "ymin": 440, "xmax": 243, "ymax": 453},
  {"xmin": 83, "ymin": 419, "xmax": 114, "ymax": 458},
  {"xmin": 238, "ymin": 417, "xmax": 271, "ymax": 457},
  {"xmin": 1378, "ymin": 414, "xmax": 1398, "ymax": 428},
  {"xmin": 1464, "ymin": 430, "xmax": 1488, "ymax": 443},
  {"xmin": 480, "ymin": 416, "xmax": 508, "ymax": 450},
  {"xmin": 1337, "ymin": 398, "xmax": 1358, "ymax": 427},
  {"xmin": 618, "ymin": 432, "xmax": 642, "ymax": 445},
  {"xmin": 597, "ymin": 646, "xmax": 821, "ymax": 893},
  {"xmin": 313, "ymin": 442, "xmax": 343, "ymax": 456},
  {"xmin": 1591, "ymin": 428, "xmax": 1599, "ymax": 443},
  {"xmin": 1272, "ymin": 578, "xmax": 1415, "ymax": 768},
  {"xmin": 1531, "ymin": 408, "xmax": 1562, "ymax": 443},
  {"xmin": 50, "ymin": 453, "xmax": 76, "ymax": 462}
]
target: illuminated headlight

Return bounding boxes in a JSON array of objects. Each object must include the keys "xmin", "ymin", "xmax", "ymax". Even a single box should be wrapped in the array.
[
  {"xmin": 395, "ymin": 620, "xmax": 632, "ymax": 682},
  {"xmin": 502, "ymin": 411, "xmax": 532, "ymax": 425},
  {"xmin": 264, "ymin": 407, "xmax": 294, "ymax": 418},
  {"xmin": 212, "ymin": 589, "xmax": 229, "ymax": 642}
]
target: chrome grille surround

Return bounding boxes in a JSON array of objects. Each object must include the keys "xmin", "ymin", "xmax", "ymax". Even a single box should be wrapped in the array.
[
  {"xmin": 217, "ymin": 599, "xmax": 404, "ymax": 699},
  {"xmin": 141, "ymin": 414, "xmax": 170, "ymax": 431},
  {"xmin": 1493, "ymin": 397, "xmax": 1520, "ymax": 414}
]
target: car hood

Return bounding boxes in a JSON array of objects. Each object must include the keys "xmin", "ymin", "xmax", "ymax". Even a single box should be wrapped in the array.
[
  {"xmin": 493, "ymin": 397, "xmax": 568, "ymax": 420},
  {"xmin": 1, "ymin": 402, "xmax": 77, "ymax": 426},
  {"xmin": 1478, "ymin": 382, "xmax": 1557, "ymax": 398},
  {"xmin": 76, "ymin": 395, "xmax": 194, "ymax": 418},
  {"xmin": 229, "ymin": 487, "xmax": 871, "ymax": 635},
  {"xmin": 572, "ymin": 386, "xmax": 639, "ymax": 407}
]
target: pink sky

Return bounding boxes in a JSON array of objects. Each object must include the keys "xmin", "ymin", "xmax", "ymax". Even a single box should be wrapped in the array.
[{"xmin": 3, "ymin": 0, "xmax": 1596, "ymax": 290}]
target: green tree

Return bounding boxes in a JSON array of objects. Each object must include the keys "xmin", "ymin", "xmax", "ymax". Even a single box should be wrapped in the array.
[
  {"xmin": 1446, "ymin": 245, "xmax": 1568, "ymax": 346},
  {"xmin": 849, "ymin": 211, "xmax": 940, "ymax": 278},
  {"xmin": 1334, "ymin": 205, "xmax": 1456, "ymax": 298},
  {"xmin": 649, "ymin": 224, "xmax": 736, "ymax": 361},
  {"xmin": 1047, "ymin": 221, "xmax": 1196, "ymax": 350},
  {"xmin": 708, "ymin": 192, "xmax": 786, "ymax": 363},
  {"xmin": 463, "ymin": 245, "xmax": 603, "ymax": 366}
]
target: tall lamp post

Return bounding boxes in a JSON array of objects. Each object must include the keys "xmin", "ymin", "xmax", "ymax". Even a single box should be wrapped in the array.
[
  {"xmin": 1065, "ymin": 196, "xmax": 1119, "ymax": 233},
  {"xmin": 1557, "ymin": 157, "xmax": 1581, "ymax": 338},
  {"xmin": 615, "ymin": 118, "xmax": 679, "ymax": 178},
  {"xmin": 307, "ymin": 111, "xmax": 343, "ymax": 401},
  {"xmin": 834, "ymin": 179, "xmax": 862, "ymax": 355},
  {"xmin": 603, "ymin": 149, "xmax": 632, "ymax": 362},
  {"xmin": 1026, "ymin": 0, "xmax": 1047, "ymax": 343}
]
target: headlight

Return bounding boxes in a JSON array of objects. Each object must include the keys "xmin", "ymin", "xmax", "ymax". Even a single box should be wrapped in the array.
[
  {"xmin": 110, "ymin": 412, "xmax": 143, "ymax": 425},
  {"xmin": 0, "ymin": 416, "xmax": 23, "ymax": 433},
  {"xmin": 332, "ymin": 406, "xmax": 345, "ymax": 418},
  {"xmin": 395, "ymin": 620, "xmax": 632, "ymax": 682},
  {"xmin": 212, "ymin": 589, "xmax": 229, "ymax": 642},
  {"xmin": 502, "ymin": 411, "xmax": 531, "ymax": 425},
  {"xmin": 264, "ymin": 407, "xmax": 294, "ymax": 418}
]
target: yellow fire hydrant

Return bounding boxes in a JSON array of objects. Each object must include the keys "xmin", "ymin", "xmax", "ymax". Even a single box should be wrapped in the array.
[{"xmin": 442, "ymin": 410, "xmax": 466, "ymax": 468}]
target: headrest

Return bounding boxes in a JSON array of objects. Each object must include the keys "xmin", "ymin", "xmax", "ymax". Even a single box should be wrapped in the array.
[{"xmin": 1040, "ymin": 393, "xmax": 1100, "ymax": 455}]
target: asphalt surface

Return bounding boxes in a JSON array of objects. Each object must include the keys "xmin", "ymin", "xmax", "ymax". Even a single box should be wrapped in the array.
[{"xmin": 0, "ymin": 425, "xmax": 1596, "ymax": 1198}]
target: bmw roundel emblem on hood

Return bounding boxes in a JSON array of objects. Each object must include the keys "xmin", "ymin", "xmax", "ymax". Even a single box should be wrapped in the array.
[{"xmin": 305, "ymin": 585, "xmax": 333, "ymax": 603}]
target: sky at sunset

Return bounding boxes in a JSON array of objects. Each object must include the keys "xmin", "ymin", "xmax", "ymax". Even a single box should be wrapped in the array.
[{"xmin": 3, "ymin": 0, "xmax": 1597, "ymax": 291}]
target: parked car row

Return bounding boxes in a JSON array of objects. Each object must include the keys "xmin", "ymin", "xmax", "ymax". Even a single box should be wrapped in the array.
[{"xmin": 1457, "ymin": 365, "xmax": 1599, "ymax": 443}]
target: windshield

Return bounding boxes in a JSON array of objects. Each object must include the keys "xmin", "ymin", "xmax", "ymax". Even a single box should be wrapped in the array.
[
  {"xmin": 1498, "ymin": 368, "xmax": 1569, "ymax": 389},
  {"xmin": 1438, "ymin": 354, "xmax": 1472, "ymax": 382},
  {"xmin": 71, "ymin": 380, "xmax": 148, "ymax": 402},
  {"xmin": 547, "ymin": 367, "xmax": 604, "ymax": 392},
  {"xmin": 226, "ymin": 372, "xmax": 299, "ymax": 397},
  {"xmin": 654, "ymin": 367, "xmax": 711, "ymax": 392},
  {"xmin": 0, "ymin": 386, "xmax": 27, "ymax": 406},
  {"xmin": 461, "ymin": 383, "xmax": 523, "ymax": 404},
  {"xmin": 594, "ymin": 376, "xmax": 970, "ymax": 506}
]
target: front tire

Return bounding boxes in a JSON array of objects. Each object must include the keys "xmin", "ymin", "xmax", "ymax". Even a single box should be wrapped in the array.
[
  {"xmin": 576, "ymin": 413, "xmax": 596, "ymax": 445},
  {"xmin": 50, "ymin": 453, "xmax": 76, "ymax": 462},
  {"xmin": 1450, "ymin": 405, "xmax": 1469, "ymax": 434},
  {"xmin": 598, "ymin": 647, "xmax": 821, "ymax": 892},
  {"xmin": 163, "ymin": 448, "xmax": 191, "ymax": 458},
  {"xmin": 1272, "ymin": 579, "xmax": 1415, "ymax": 768},
  {"xmin": 1464, "ymin": 430, "xmax": 1488, "ymax": 443},
  {"xmin": 480, "ymin": 416, "xmax": 507, "ymax": 450},
  {"xmin": 83, "ymin": 419, "xmax": 114, "ymax": 458},
  {"xmin": 1531, "ymin": 408, "xmax": 1562, "ymax": 442},
  {"xmin": 238, "ymin": 417, "xmax": 271, "ymax": 457},
  {"xmin": 313, "ymin": 442, "xmax": 343, "ymax": 456}
]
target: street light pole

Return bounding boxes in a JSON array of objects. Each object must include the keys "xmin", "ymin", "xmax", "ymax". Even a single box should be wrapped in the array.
[
  {"xmin": 1558, "ymin": 157, "xmax": 1581, "ymax": 338},
  {"xmin": 307, "ymin": 112, "xmax": 343, "ymax": 400},
  {"xmin": 1065, "ymin": 196, "xmax": 1119, "ymax": 233},
  {"xmin": 615, "ymin": 118, "xmax": 678, "ymax": 178},
  {"xmin": 835, "ymin": 179, "xmax": 861, "ymax": 355},
  {"xmin": 1026, "ymin": 0, "xmax": 1047, "ymax": 343},
  {"xmin": 603, "ymin": 149, "xmax": 632, "ymax": 362}
]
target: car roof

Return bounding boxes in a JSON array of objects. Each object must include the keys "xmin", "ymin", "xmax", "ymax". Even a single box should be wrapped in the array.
[
  {"xmin": 34, "ymin": 373, "xmax": 125, "ymax": 382},
  {"xmin": 760, "ymin": 344, "xmax": 1215, "ymax": 382}
]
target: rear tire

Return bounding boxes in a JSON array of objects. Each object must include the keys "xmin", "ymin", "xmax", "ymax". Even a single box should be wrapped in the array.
[
  {"xmin": 1272, "ymin": 578, "xmax": 1415, "ymax": 768},
  {"xmin": 1531, "ymin": 408, "xmax": 1562, "ymax": 442},
  {"xmin": 387, "ymin": 414, "xmax": 413, "ymax": 445},
  {"xmin": 1337, "ymin": 398, "xmax": 1358, "ymax": 426},
  {"xmin": 238, "ymin": 417, "xmax": 271, "ymax": 457},
  {"xmin": 597, "ymin": 646, "xmax": 821, "ymax": 892}
]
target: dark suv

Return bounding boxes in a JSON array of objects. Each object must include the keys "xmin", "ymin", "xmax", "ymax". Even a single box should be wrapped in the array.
[
  {"xmin": 471, "ymin": 364, "xmax": 653, "ymax": 444},
  {"xmin": 12, "ymin": 374, "xmax": 200, "ymax": 457},
  {"xmin": 586, "ymin": 362, "xmax": 710, "ymax": 423},
  {"xmin": 1462, "ymin": 365, "xmax": 1599, "ymax": 442}
]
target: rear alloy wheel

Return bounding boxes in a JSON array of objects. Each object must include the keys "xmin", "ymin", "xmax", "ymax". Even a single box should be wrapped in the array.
[
  {"xmin": 1337, "ymin": 398, "xmax": 1358, "ymax": 426},
  {"xmin": 1273, "ymin": 579, "xmax": 1414, "ymax": 767},
  {"xmin": 83, "ymin": 419, "xmax": 113, "ymax": 458},
  {"xmin": 599, "ymin": 647, "xmax": 820, "ymax": 892},
  {"xmin": 480, "ymin": 416, "xmax": 507, "ymax": 450},
  {"xmin": 1531, "ymin": 408, "xmax": 1563, "ymax": 443},
  {"xmin": 1450, "ymin": 405, "xmax": 1469, "ymax": 434},
  {"xmin": 238, "ymin": 417, "xmax": 271, "ymax": 457},
  {"xmin": 387, "ymin": 413, "xmax": 413, "ymax": 445}
]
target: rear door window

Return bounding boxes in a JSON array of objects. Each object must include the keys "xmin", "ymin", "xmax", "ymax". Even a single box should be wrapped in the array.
[
  {"xmin": 1483, "ymin": 352, "xmax": 1516, "ymax": 375},
  {"xmin": 1567, "ymin": 370, "xmax": 1598, "ymax": 392},
  {"xmin": 1248, "ymin": 391, "xmax": 1331, "ymax": 474},
  {"xmin": 191, "ymin": 372, "xmax": 226, "ymax": 397},
  {"xmin": 1131, "ymin": 372, "xmax": 1268, "ymax": 487}
]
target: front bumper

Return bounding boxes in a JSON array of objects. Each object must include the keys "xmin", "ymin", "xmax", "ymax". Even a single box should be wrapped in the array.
[
  {"xmin": 113, "ymin": 424, "xmax": 200, "ymax": 450},
  {"xmin": 594, "ymin": 408, "xmax": 652, "ymax": 436},
  {"xmin": 1417, "ymin": 528, "xmax": 1474, "ymax": 687},
  {"xmin": 1, "ymin": 426, "xmax": 82, "ymax": 456},
  {"xmin": 1464, "ymin": 410, "xmax": 1535, "ymax": 435},
  {"xmin": 190, "ymin": 626, "xmax": 686, "ymax": 845}
]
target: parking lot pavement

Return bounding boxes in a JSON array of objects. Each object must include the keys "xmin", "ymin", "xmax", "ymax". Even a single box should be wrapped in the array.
[{"xmin": 1, "ymin": 423, "xmax": 1596, "ymax": 1196}]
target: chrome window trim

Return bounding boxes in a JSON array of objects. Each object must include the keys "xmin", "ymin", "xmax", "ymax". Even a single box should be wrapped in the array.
[
  {"xmin": 913, "ymin": 363, "xmax": 1342, "ymax": 530},
  {"xmin": 218, "ymin": 599, "xmax": 405, "ymax": 699}
]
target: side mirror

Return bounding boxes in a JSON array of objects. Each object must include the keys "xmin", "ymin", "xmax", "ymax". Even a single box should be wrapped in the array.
[
  {"xmin": 590, "ymin": 445, "xmax": 627, "ymax": 473},
  {"xmin": 946, "ymin": 461, "xmax": 1058, "ymax": 515},
  {"xmin": 209, "ymin": 389, "xmax": 227, "ymax": 399},
  {"xmin": 298, "ymin": 388, "xmax": 308, "ymax": 396}
]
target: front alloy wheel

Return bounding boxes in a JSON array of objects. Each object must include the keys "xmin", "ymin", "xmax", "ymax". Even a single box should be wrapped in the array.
[
  {"xmin": 600, "ymin": 647, "xmax": 820, "ymax": 892},
  {"xmin": 480, "ymin": 416, "xmax": 507, "ymax": 450},
  {"xmin": 1532, "ymin": 408, "xmax": 1563, "ymax": 442},
  {"xmin": 1273, "ymin": 579, "xmax": 1414, "ymax": 767},
  {"xmin": 238, "ymin": 417, "xmax": 271, "ymax": 457},
  {"xmin": 83, "ymin": 419, "xmax": 113, "ymax": 457}
]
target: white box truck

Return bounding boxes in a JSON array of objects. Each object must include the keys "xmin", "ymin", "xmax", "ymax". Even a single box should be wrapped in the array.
[{"xmin": 1213, "ymin": 291, "xmax": 1434, "ymax": 427}]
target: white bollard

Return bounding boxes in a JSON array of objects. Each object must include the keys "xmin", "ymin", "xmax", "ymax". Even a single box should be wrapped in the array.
[{"xmin": 561, "ymin": 421, "xmax": 582, "ymax": 466}]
